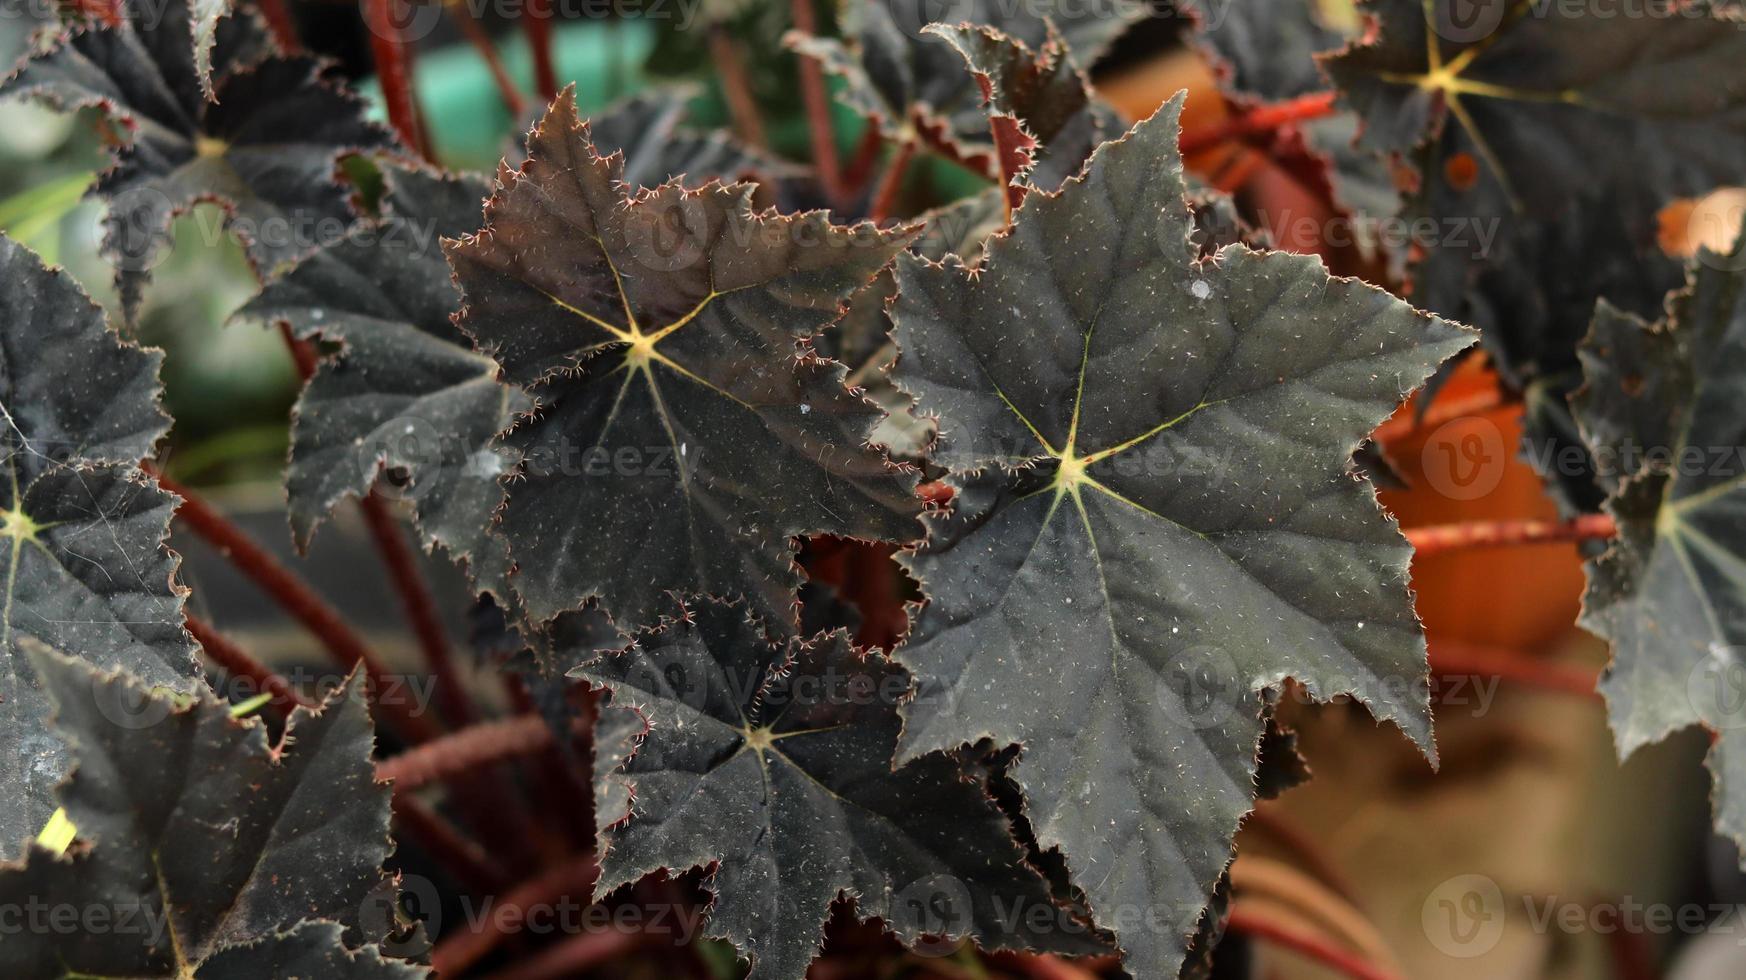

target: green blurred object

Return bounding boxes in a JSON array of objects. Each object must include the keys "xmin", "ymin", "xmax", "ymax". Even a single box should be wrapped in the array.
[
  {"xmin": 166, "ymin": 424, "xmax": 294, "ymax": 483},
  {"xmin": 0, "ymin": 170, "xmax": 92, "ymax": 253}
]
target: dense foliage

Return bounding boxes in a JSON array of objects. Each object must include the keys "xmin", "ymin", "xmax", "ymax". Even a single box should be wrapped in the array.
[{"xmin": 1, "ymin": 0, "xmax": 1743, "ymax": 977}]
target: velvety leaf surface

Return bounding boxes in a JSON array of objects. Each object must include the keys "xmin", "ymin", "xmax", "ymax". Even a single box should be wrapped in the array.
[
  {"xmin": 196, "ymin": 922, "xmax": 431, "ymax": 979},
  {"xmin": 790, "ymin": 0, "xmax": 1138, "ymax": 169},
  {"xmin": 572, "ymin": 598, "xmax": 1086, "ymax": 979},
  {"xmin": 235, "ymin": 166, "xmax": 527, "ymax": 580},
  {"xmin": 0, "ymin": 236, "xmax": 194, "ymax": 860},
  {"xmin": 813, "ymin": 187, "xmax": 1015, "ymax": 462},
  {"xmin": 825, "ymin": 185, "xmax": 1268, "ymax": 465},
  {"xmin": 1573, "ymin": 235, "xmax": 1746, "ymax": 857},
  {"xmin": 588, "ymin": 87, "xmax": 805, "ymax": 191},
  {"xmin": 0, "ymin": 0, "xmax": 394, "ymax": 315},
  {"xmin": 446, "ymin": 89, "xmax": 921, "ymax": 633},
  {"xmin": 1323, "ymin": 0, "xmax": 1746, "ymax": 395},
  {"xmin": 924, "ymin": 22, "xmax": 1112, "ymax": 193},
  {"xmin": 1193, "ymin": 0, "xmax": 1345, "ymax": 102},
  {"xmin": 887, "ymin": 97, "xmax": 1474, "ymax": 976},
  {"xmin": 912, "ymin": 186, "xmax": 1011, "ymax": 265},
  {"xmin": 0, "ymin": 647, "xmax": 401, "ymax": 978},
  {"xmin": 591, "ymin": 696, "xmax": 644, "ymax": 838}
]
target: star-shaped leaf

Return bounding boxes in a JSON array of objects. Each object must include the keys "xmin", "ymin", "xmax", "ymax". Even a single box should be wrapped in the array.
[
  {"xmin": 1573, "ymin": 232, "xmax": 1746, "ymax": 859},
  {"xmin": 234, "ymin": 166, "xmax": 527, "ymax": 576},
  {"xmin": 0, "ymin": 0, "xmax": 395, "ymax": 317},
  {"xmin": 789, "ymin": 0, "xmax": 1138, "ymax": 173},
  {"xmin": 0, "ymin": 645, "xmax": 413, "ymax": 978},
  {"xmin": 572, "ymin": 597, "xmax": 1093, "ymax": 979},
  {"xmin": 1322, "ymin": 0, "xmax": 1746, "ymax": 388},
  {"xmin": 823, "ymin": 184, "xmax": 1265, "ymax": 465},
  {"xmin": 887, "ymin": 97, "xmax": 1474, "ymax": 977},
  {"xmin": 445, "ymin": 89, "xmax": 921, "ymax": 633},
  {"xmin": 0, "ymin": 236, "xmax": 195, "ymax": 860}
]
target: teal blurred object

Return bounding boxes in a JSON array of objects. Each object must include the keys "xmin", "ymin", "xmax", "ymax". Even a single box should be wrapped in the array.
[
  {"xmin": 360, "ymin": 20, "xmax": 660, "ymax": 170},
  {"xmin": 359, "ymin": 19, "xmax": 990, "ymax": 213}
]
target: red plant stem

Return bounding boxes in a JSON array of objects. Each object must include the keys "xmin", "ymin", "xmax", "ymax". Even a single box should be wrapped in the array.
[
  {"xmin": 1224, "ymin": 907, "xmax": 1400, "ymax": 980},
  {"xmin": 708, "ymin": 26, "xmax": 768, "ymax": 149},
  {"xmin": 1178, "ymin": 91, "xmax": 1340, "ymax": 156},
  {"xmin": 991, "ymin": 114, "xmax": 1034, "ymax": 217},
  {"xmin": 868, "ymin": 138, "xmax": 916, "ymax": 224},
  {"xmin": 840, "ymin": 124, "xmax": 885, "ymax": 196},
  {"xmin": 384, "ymin": 702, "xmax": 548, "ymax": 880},
  {"xmin": 1601, "ymin": 904, "xmax": 1661, "ymax": 980},
  {"xmin": 376, "ymin": 714, "xmax": 555, "ymax": 790},
  {"xmin": 1244, "ymin": 806, "xmax": 1362, "ymax": 905},
  {"xmin": 1430, "ymin": 641, "xmax": 1602, "ymax": 701},
  {"xmin": 1210, "ymin": 144, "xmax": 1269, "ymax": 196},
  {"xmin": 523, "ymin": 0, "xmax": 559, "ymax": 101},
  {"xmin": 1406, "ymin": 513, "xmax": 1617, "ymax": 557},
  {"xmin": 277, "ymin": 322, "xmax": 319, "ymax": 378},
  {"xmin": 505, "ymin": 676, "xmax": 599, "ymax": 850},
  {"xmin": 257, "ymin": 0, "xmax": 299, "ymax": 49},
  {"xmin": 355, "ymin": 494, "xmax": 479, "ymax": 729},
  {"xmin": 150, "ymin": 468, "xmax": 441, "ymax": 744},
  {"xmin": 185, "ymin": 613, "xmax": 314, "ymax": 712},
  {"xmin": 1374, "ymin": 386, "xmax": 1515, "ymax": 444},
  {"xmin": 430, "ymin": 852, "xmax": 603, "ymax": 976},
  {"xmin": 451, "ymin": 6, "xmax": 528, "ymax": 119},
  {"xmin": 394, "ymin": 794, "xmax": 512, "ymax": 894},
  {"xmin": 478, "ymin": 928, "xmax": 644, "ymax": 980},
  {"xmin": 790, "ymin": 0, "xmax": 844, "ymax": 202},
  {"xmin": 644, "ymin": 877, "xmax": 710, "ymax": 976},
  {"xmin": 71, "ymin": 0, "xmax": 122, "ymax": 26},
  {"xmin": 364, "ymin": 0, "xmax": 434, "ymax": 161},
  {"xmin": 983, "ymin": 953, "xmax": 1101, "ymax": 980}
]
